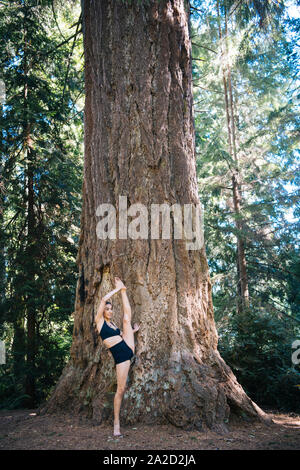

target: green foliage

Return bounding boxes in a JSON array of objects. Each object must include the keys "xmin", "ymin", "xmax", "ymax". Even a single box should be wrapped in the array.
[
  {"xmin": 218, "ymin": 307, "xmax": 300, "ymax": 412},
  {"xmin": 0, "ymin": 0, "xmax": 83, "ymax": 408},
  {"xmin": 0, "ymin": 321, "xmax": 73, "ymax": 409},
  {"xmin": 191, "ymin": 0, "xmax": 300, "ymax": 411}
]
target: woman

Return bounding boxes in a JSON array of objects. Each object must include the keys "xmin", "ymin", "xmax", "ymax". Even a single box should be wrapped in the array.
[{"xmin": 94, "ymin": 276, "xmax": 140, "ymax": 437}]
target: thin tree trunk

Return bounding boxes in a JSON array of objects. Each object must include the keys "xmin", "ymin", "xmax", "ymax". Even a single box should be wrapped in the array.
[
  {"xmin": 0, "ymin": 189, "xmax": 5, "ymax": 324},
  {"xmin": 23, "ymin": 6, "xmax": 36, "ymax": 407},
  {"xmin": 12, "ymin": 316, "xmax": 26, "ymax": 383},
  {"xmin": 25, "ymin": 157, "xmax": 36, "ymax": 407},
  {"xmin": 230, "ymin": 71, "xmax": 250, "ymax": 309},
  {"xmin": 217, "ymin": 2, "xmax": 249, "ymax": 311},
  {"xmin": 228, "ymin": 70, "xmax": 250, "ymax": 309},
  {"xmin": 40, "ymin": 0, "xmax": 268, "ymax": 430},
  {"xmin": 232, "ymin": 172, "xmax": 250, "ymax": 309}
]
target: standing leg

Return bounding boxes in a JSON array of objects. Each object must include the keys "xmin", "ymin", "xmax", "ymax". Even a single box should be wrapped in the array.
[{"xmin": 114, "ymin": 360, "xmax": 131, "ymax": 436}]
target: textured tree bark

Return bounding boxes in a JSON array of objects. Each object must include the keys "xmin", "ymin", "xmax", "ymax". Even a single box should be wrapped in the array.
[{"xmin": 40, "ymin": 0, "xmax": 269, "ymax": 431}]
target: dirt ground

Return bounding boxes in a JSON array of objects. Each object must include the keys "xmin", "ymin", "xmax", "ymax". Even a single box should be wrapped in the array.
[{"xmin": 0, "ymin": 408, "xmax": 299, "ymax": 450}]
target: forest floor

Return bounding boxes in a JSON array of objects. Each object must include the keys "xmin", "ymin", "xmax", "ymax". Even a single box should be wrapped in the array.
[{"xmin": 0, "ymin": 408, "xmax": 299, "ymax": 450}]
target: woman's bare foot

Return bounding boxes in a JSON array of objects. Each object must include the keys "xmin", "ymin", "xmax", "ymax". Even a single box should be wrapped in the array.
[{"xmin": 114, "ymin": 423, "xmax": 122, "ymax": 437}]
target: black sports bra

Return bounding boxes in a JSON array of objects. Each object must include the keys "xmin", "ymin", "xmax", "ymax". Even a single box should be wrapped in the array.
[{"xmin": 99, "ymin": 320, "xmax": 121, "ymax": 340}]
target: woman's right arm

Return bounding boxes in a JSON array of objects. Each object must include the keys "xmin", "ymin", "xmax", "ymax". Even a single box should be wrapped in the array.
[{"xmin": 94, "ymin": 277, "xmax": 124, "ymax": 324}]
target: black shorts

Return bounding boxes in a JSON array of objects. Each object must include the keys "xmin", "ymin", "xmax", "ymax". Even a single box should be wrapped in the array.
[{"xmin": 109, "ymin": 340, "xmax": 134, "ymax": 365}]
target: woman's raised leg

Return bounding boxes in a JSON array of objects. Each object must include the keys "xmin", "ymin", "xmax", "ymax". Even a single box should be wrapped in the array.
[{"xmin": 120, "ymin": 289, "xmax": 135, "ymax": 353}]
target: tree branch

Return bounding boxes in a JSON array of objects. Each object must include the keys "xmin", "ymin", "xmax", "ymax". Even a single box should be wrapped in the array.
[
  {"xmin": 192, "ymin": 42, "xmax": 217, "ymax": 54},
  {"xmin": 190, "ymin": 6, "xmax": 205, "ymax": 13}
]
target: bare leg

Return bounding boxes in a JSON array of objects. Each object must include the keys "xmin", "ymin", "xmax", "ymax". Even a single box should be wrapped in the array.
[
  {"xmin": 121, "ymin": 290, "xmax": 135, "ymax": 353},
  {"xmin": 114, "ymin": 360, "xmax": 130, "ymax": 436}
]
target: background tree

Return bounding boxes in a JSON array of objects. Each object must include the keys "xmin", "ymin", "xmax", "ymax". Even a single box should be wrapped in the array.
[
  {"xmin": 190, "ymin": 0, "xmax": 300, "ymax": 410},
  {"xmin": 0, "ymin": 0, "xmax": 83, "ymax": 408}
]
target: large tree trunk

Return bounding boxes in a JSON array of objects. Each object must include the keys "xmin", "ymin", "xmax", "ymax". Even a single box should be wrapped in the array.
[{"xmin": 40, "ymin": 0, "xmax": 268, "ymax": 431}]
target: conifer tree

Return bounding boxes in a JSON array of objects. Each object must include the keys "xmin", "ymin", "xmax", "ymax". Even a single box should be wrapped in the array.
[{"xmin": 0, "ymin": 0, "xmax": 83, "ymax": 407}]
